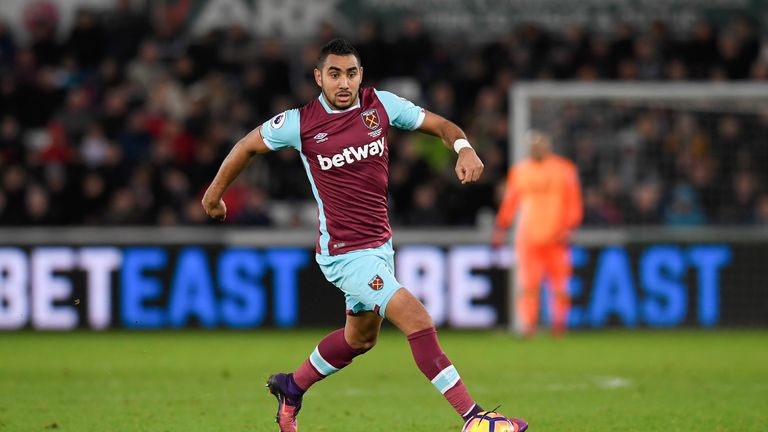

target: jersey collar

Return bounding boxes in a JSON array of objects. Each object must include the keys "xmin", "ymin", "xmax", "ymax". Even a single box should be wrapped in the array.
[{"xmin": 318, "ymin": 93, "xmax": 360, "ymax": 114}]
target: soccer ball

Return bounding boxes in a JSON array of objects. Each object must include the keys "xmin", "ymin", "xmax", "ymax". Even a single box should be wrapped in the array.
[{"xmin": 462, "ymin": 411, "xmax": 516, "ymax": 432}]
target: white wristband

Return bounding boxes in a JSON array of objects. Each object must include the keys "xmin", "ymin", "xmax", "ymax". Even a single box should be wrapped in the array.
[{"xmin": 453, "ymin": 138, "xmax": 472, "ymax": 153}]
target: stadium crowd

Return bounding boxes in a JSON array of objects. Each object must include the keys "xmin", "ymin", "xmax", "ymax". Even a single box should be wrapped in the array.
[{"xmin": 1, "ymin": 3, "xmax": 768, "ymax": 227}]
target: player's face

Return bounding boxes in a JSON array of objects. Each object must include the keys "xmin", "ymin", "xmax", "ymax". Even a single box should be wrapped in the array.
[
  {"xmin": 314, "ymin": 54, "xmax": 363, "ymax": 110},
  {"xmin": 528, "ymin": 133, "xmax": 552, "ymax": 161}
]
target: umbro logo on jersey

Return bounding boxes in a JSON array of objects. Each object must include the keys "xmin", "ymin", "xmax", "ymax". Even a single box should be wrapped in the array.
[
  {"xmin": 317, "ymin": 138, "xmax": 385, "ymax": 170},
  {"xmin": 313, "ymin": 132, "xmax": 329, "ymax": 143}
]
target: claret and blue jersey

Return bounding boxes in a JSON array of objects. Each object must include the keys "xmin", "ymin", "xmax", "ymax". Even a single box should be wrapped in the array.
[{"xmin": 260, "ymin": 87, "xmax": 425, "ymax": 256}]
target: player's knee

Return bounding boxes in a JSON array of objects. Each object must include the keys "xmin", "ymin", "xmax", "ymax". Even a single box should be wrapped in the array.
[
  {"xmin": 349, "ymin": 335, "xmax": 377, "ymax": 353},
  {"xmin": 401, "ymin": 311, "xmax": 434, "ymax": 334},
  {"xmin": 414, "ymin": 313, "xmax": 434, "ymax": 331},
  {"xmin": 385, "ymin": 287, "xmax": 434, "ymax": 334}
]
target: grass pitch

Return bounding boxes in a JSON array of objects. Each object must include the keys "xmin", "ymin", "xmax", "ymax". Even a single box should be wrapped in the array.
[{"xmin": 1, "ymin": 329, "xmax": 766, "ymax": 431}]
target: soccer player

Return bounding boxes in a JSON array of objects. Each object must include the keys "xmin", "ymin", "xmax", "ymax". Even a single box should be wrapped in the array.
[
  {"xmin": 202, "ymin": 39, "xmax": 528, "ymax": 432},
  {"xmin": 493, "ymin": 131, "xmax": 583, "ymax": 337}
]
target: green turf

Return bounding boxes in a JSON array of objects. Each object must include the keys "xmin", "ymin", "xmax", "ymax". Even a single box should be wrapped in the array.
[{"xmin": 1, "ymin": 329, "xmax": 766, "ymax": 431}]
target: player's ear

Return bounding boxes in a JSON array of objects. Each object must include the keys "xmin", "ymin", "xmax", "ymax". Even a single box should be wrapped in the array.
[
  {"xmin": 313, "ymin": 68, "xmax": 322, "ymax": 87},
  {"xmin": 358, "ymin": 66, "xmax": 364, "ymax": 83}
]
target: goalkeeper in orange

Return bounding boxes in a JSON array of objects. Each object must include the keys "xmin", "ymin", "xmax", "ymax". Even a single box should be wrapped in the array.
[{"xmin": 493, "ymin": 131, "xmax": 583, "ymax": 337}]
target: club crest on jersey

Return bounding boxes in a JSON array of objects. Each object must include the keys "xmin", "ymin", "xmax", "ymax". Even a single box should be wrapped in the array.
[
  {"xmin": 361, "ymin": 109, "xmax": 380, "ymax": 130},
  {"xmin": 369, "ymin": 275, "xmax": 384, "ymax": 291}
]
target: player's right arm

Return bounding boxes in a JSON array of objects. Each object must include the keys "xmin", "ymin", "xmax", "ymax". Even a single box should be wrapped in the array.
[
  {"xmin": 492, "ymin": 167, "xmax": 519, "ymax": 247},
  {"xmin": 201, "ymin": 127, "xmax": 269, "ymax": 221},
  {"xmin": 202, "ymin": 110, "xmax": 300, "ymax": 221}
]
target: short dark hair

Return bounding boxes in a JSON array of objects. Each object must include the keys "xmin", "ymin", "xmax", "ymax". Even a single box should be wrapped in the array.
[{"xmin": 316, "ymin": 38, "xmax": 362, "ymax": 69}]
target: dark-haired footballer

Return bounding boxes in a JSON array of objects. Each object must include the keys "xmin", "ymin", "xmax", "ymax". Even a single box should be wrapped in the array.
[{"xmin": 202, "ymin": 38, "xmax": 528, "ymax": 432}]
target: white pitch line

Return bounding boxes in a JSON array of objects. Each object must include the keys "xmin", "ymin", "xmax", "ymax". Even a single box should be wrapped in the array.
[{"xmin": 592, "ymin": 376, "xmax": 633, "ymax": 389}]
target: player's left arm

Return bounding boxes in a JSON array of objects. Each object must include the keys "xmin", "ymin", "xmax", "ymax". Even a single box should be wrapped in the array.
[
  {"xmin": 418, "ymin": 111, "xmax": 484, "ymax": 184},
  {"xmin": 564, "ymin": 162, "xmax": 584, "ymax": 229}
]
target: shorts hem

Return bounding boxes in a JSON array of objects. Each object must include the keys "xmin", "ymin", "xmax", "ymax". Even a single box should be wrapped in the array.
[{"xmin": 377, "ymin": 285, "xmax": 403, "ymax": 318}]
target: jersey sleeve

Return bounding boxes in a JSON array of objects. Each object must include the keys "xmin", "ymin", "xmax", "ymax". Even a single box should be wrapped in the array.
[
  {"xmin": 495, "ymin": 167, "xmax": 519, "ymax": 229},
  {"xmin": 259, "ymin": 109, "xmax": 301, "ymax": 151},
  {"xmin": 563, "ymin": 161, "xmax": 583, "ymax": 229},
  {"xmin": 374, "ymin": 89, "xmax": 426, "ymax": 131}
]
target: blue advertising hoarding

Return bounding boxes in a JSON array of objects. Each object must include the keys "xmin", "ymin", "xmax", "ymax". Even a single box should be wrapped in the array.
[{"xmin": 1, "ymin": 240, "xmax": 764, "ymax": 330}]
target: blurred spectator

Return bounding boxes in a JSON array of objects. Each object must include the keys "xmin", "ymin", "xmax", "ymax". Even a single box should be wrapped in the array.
[
  {"xmin": 686, "ymin": 20, "xmax": 718, "ymax": 79},
  {"xmin": 0, "ymin": 116, "xmax": 23, "ymax": 163},
  {"xmin": 104, "ymin": 187, "xmax": 140, "ymax": 224},
  {"xmin": 127, "ymin": 41, "xmax": 165, "ymax": 94},
  {"xmin": 391, "ymin": 17, "xmax": 432, "ymax": 77},
  {"xmin": 235, "ymin": 188, "xmax": 273, "ymax": 226},
  {"xmin": 28, "ymin": 6, "xmax": 61, "ymax": 67},
  {"xmin": 80, "ymin": 123, "xmax": 110, "ymax": 168},
  {"xmin": 634, "ymin": 36, "xmax": 664, "ymax": 80},
  {"xmin": 258, "ymin": 38, "xmax": 291, "ymax": 96},
  {"xmin": 80, "ymin": 172, "xmax": 108, "ymax": 223},
  {"xmin": 598, "ymin": 173, "xmax": 626, "ymax": 224},
  {"xmin": 688, "ymin": 157, "xmax": 720, "ymax": 220},
  {"xmin": 625, "ymin": 182, "xmax": 662, "ymax": 225},
  {"xmin": 24, "ymin": 184, "xmax": 53, "ymax": 225},
  {"xmin": 43, "ymin": 164, "xmax": 72, "ymax": 224},
  {"xmin": 354, "ymin": 20, "xmax": 387, "ymax": 83},
  {"xmin": 664, "ymin": 184, "xmax": 707, "ymax": 225},
  {"xmin": 103, "ymin": 0, "xmax": 150, "ymax": 64},
  {"xmin": 119, "ymin": 111, "xmax": 152, "ymax": 164},
  {"xmin": 405, "ymin": 184, "xmax": 445, "ymax": 225},
  {"xmin": 582, "ymin": 186, "xmax": 612, "ymax": 226},
  {"xmin": 159, "ymin": 167, "xmax": 190, "ymax": 210},
  {"xmin": 0, "ymin": 76, "xmax": 19, "ymax": 118},
  {"xmin": 39, "ymin": 122, "xmax": 75, "ymax": 164},
  {"xmin": 0, "ymin": 21, "xmax": 17, "ymax": 67},
  {"xmin": 427, "ymin": 81, "xmax": 456, "ymax": 119},
  {"xmin": 720, "ymin": 171, "xmax": 760, "ymax": 224},
  {"xmin": 1, "ymin": 166, "xmax": 28, "ymax": 225},
  {"xmin": 754, "ymin": 194, "xmax": 768, "ymax": 225},
  {"xmin": 56, "ymin": 87, "xmax": 93, "ymax": 141},
  {"xmin": 219, "ymin": 25, "xmax": 255, "ymax": 73},
  {"xmin": 66, "ymin": 9, "xmax": 105, "ymax": 69}
]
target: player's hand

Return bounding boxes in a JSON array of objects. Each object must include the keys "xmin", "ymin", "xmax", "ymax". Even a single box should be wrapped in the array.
[
  {"xmin": 491, "ymin": 227, "xmax": 507, "ymax": 248},
  {"xmin": 455, "ymin": 147, "xmax": 484, "ymax": 184},
  {"xmin": 202, "ymin": 198, "xmax": 227, "ymax": 221}
]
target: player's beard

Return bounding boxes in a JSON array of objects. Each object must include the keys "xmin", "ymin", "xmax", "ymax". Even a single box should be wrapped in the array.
[{"xmin": 324, "ymin": 89, "xmax": 357, "ymax": 110}]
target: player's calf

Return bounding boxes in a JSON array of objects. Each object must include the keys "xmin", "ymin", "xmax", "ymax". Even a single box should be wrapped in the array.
[{"xmin": 292, "ymin": 328, "xmax": 369, "ymax": 391}]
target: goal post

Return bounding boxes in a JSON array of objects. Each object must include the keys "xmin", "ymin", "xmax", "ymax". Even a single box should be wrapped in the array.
[{"xmin": 506, "ymin": 82, "xmax": 768, "ymax": 334}]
